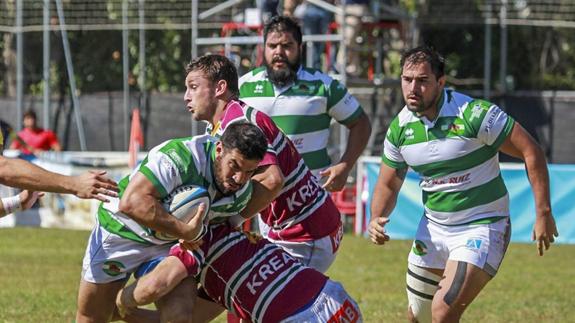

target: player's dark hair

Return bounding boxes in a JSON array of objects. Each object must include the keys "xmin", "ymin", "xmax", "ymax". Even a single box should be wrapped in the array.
[
  {"xmin": 23, "ymin": 109, "xmax": 37, "ymax": 120},
  {"xmin": 263, "ymin": 15, "xmax": 302, "ymax": 46},
  {"xmin": 185, "ymin": 55, "xmax": 239, "ymax": 97},
  {"xmin": 220, "ymin": 122, "xmax": 267, "ymax": 161},
  {"xmin": 400, "ymin": 46, "xmax": 445, "ymax": 79}
]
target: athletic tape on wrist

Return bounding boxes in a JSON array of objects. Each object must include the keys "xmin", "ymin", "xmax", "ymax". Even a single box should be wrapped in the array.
[{"xmin": 1, "ymin": 195, "xmax": 23, "ymax": 215}]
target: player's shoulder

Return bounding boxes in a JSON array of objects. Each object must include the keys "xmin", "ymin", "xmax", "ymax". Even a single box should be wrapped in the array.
[
  {"xmin": 239, "ymin": 67, "xmax": 267, "ymax": 83},
  {"xmin": 298, "ymin": 67, "xmax": 336, "ymax": 86}
]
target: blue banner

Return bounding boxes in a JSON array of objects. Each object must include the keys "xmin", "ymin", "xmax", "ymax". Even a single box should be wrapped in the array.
[{"xmin": 361, "ymin": 160, "xmax": 574, "ymax": 244}]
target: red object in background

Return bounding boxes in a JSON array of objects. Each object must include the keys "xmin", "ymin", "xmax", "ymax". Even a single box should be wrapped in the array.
[
  {"xmin": 128, "ymin": 108, "xmax": 144, "ymax": 169},
  {"xmin": 331, "ymin": 186, "xmax": 357, "ymax": 228}
]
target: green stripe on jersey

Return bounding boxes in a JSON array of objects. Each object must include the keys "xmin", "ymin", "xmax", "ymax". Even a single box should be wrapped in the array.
[
  {"xmin": 411, "ymin": 145, "xmax": 497, "ymax": 178},
  {"xmin": 139, "ymin": 165, "xmax": 168, "ymax": 197},
  {"xmin": 423, "ymin": 175, "xmax": 507, "ymax": 212},
  {"xmin": 97, "ymin": 205, "xmax": 150, "ymax": 244},
  {"xmin": 158, "ymin": 139, "xmax": 199, "ymax": 185},
  {"xmin": 326, "ymin": 79, "xmax": 348, "ymax": 110},
  {"xmin": 271, "ymin": 114, "xmax": 331, "ymax": 135},
  {"xmin": 300, "ymin": 149, "xmax": 331, "ymax": 171},
  {"xmin": 491, "ymin": 117, "xmax": 515, "ymax": 150},
  {"xmin": 340, "ymin": 108, "xmax": 364, "ymax": 126},
  {"xmin": 382, "ymin": 154, "xmax": 408, "ymax": 169},
  {"xmin": 239, "ymin": 81, "xmax": 275, "ymax": 97}
]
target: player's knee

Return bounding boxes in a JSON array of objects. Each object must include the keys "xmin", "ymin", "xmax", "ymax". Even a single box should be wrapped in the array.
[
  {"xmin": 406, "ymin": 263, "xmax": 441, "ymax": 323},
  {"xmin": 139, "ymin": 276, "xmax": 171, "ymax": 303}
]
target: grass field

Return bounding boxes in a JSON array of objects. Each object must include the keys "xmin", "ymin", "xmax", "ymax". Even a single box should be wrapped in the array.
[{"xmin": 0, "ymin": 227, "xmax": 573, "ymax": 322}]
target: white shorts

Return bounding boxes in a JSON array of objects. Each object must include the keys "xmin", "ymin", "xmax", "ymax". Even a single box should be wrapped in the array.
[
  {"xmin": 280, "ymin": 280, "xmax": 363, "ymax": 323},
  {"xmin": 408, "ymin": 216, "xmax": 511, "ymax": 276},
  {"xmin": 258, "ymin": 220, "xmax": 343, "ymax": 273},
  {"xmin": 81, "ymin": 224, "xmax": 172, "ymax": 283}
]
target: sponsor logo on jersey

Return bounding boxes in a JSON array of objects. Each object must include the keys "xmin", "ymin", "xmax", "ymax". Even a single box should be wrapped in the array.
[
  {"xmin": 329, "ymin": 225, "xmax": 344, "ymax": 253},
  {"xmin": 412, "ymin": 240, "xmax": 428, "ymax": 256},
  {"xmin": 405, "ymin": 128, "xmax": 415, "ymax": 140},
  {"xmin": 254, "ymin": 84, "xmax": 264, "ymax": 94},
  {"xmin": 470, "ymin": 104, "xmax": 483, "ymax": 121},
  {"xmin": 424, "ymin": 173, "xmax": 471, "ymax": 186},
  {"xmin": 102, "ymin": 260, "xmax": 125, "ymax": 276},
  {"xmin": 285, "ymin": 178, "xmax": 320, "ymax": 212},
  {"xmin": 166, "ymin": 149, "xmax": 186, "ymax": 173},
  {"xmin": 246, "ymin": 252, "xmax": 296, "ymax": 295},
  {"xmin": 485, "ymin": 108, "xmax": 498, "ymax": 133},
  {"xmin": 159, "ymin": 154, "xmax": 178, "ymax": 178},
  {"xmin": 292, "ymin": 138, "xmax": 304, "ymax": 149},
  {"xmin": 466, "ymin": 238, "xmax": 483, "ymax": 250},
  {"xmin": 328, "ymin": 299, "xmax": 360, "ymax": 323}
]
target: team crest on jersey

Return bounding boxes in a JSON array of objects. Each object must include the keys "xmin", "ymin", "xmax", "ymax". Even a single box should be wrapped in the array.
[
  {"xmin": 102, "ymin": 260, "xmax": 125, "ymax": 276},
  {"xmin": 412, "ymin": 240, "xmax": 428, "ymax": 256}
]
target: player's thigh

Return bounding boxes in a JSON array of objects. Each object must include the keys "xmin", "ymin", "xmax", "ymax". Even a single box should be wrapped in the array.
[
  {"xmin": 81, "ymin": 225, "xmax": 171, "ymax": 284},
  {"xmin": 155, "ymin": 276, "xmax": 197, "ymax": 323},
  {"xmin": 76, "ymin": 278, "xmax": 127, "ymax": 323},
  {"xmin": 432, "ymin": 260, "xmax": 491, "ymax": 321},
  {"xmin": 192, "ymin": 294, "xmax": 227, "ymax": 323}
]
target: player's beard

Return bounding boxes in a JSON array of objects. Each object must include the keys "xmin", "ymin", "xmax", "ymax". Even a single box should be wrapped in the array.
[
  {"xmin": 406, "ymin": 88, "xmax": 441, "ymax": 116},
  {"xmin": 213, "ymin": 157, "xmax": 236, "ymax": 196},
  {"xmin": 265, "ymin": 54, "xmax": 300, "ymax": 87}
]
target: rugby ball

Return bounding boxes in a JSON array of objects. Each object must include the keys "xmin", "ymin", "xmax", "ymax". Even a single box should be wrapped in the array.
[{"xmin": 153, "ymin": 185, "xmax": 211, "ymax": 241}]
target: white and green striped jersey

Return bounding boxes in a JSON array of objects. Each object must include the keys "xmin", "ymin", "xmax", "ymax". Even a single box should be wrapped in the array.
[
  {"xmin": 383, "ymin": 89, "xmax": 515, "ymax": 225},
  {"xmin": 239, "ymin": 66, "xmax": 364, "ymax": 176},
  {"xmin": 97, "ymin": 134, "xmax": 252, "ymax": 245}
]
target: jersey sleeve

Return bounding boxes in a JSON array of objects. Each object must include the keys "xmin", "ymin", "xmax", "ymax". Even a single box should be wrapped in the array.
[
  {"xmin": 382, "ymin": 123, "xmax": 407, "ymax": 169},
  {"xmin": 249, "ymin": 108, "xmax": 280, "ymax": 167},
  {"xmin": 137, "ymin": 139, "xmax": 196, "ymax": 198},
  {"xmin": 326, "ymin": 78, "xmax": 364, "ymax": 126},
  {"xmin": 464, "ymin": 100, "xmax": 515, "ymax": 150}
]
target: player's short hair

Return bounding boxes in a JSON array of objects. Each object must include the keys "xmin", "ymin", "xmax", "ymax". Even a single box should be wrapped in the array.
[
  {"xmin": 220, "ymin": 122, "xmax": 267, "ymax": 162},
  {"xmin": 400, "ymin": 46, "xmax": 445, "ymax": 79},
  {"xmin": 263, "ymin": 15, "xmax": 302, "ymax": 46},
  {"xmin": 23, "ymin": 109, "xmax": 37, "ymax": 120},
  {"xmin": 185, "ymin": 55, "xmax": 239, "ymax": 97}
]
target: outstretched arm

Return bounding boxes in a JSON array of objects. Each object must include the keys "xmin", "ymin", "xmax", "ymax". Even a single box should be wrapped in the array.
[
  {"xmin": 0, "ymin": 156, "xmax": 118, "ymax": 201},
  {"xmin": 499, "ymin": 123, "xmax": 558, "ymax": 256},
  {"xmin": 0, "ymin": 190, "xmax": 43, "ymax": 217},
  {"xmin": 368, "ymin": 163, "xmax": 406, "ymax": 245},
  {"xmin": 321, "ymin": 113, "xmax": 372, "ymax": 192}
]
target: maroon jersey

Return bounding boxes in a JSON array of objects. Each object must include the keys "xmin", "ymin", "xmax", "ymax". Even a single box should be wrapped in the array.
[
  {"xmin": 169, "ymin": 224, "xmax": 328, "ymax": 322},
  {"xmin": 207, "ymin": 100, "xmax": 341, "ymax": 241}
]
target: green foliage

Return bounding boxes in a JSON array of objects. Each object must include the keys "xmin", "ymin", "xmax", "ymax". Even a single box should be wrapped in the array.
[{"xmin": 0, "ymin": 228, "xmax": 573, "ymax": 322}]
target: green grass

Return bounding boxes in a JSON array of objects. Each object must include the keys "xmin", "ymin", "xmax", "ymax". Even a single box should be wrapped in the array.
[{"xmin": 0, "ymin": 228, "xmax": 573, "ymax": 322}]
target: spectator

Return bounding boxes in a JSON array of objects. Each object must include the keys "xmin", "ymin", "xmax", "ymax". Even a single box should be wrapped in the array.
[
  {"xmin": 11, "ymin": 109, "xmax": 61, "ymax": 156},
  {"xmin": 298, "ymin": 1, "xmax": 335, "ymax": 70},
  {"xmin": 337, "ymin": 0, "xmax": 370, "ymax": 77},
  {"xmin": 257, "ymin": 0, "xmax": 280, "ymax": 22}
]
